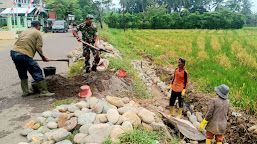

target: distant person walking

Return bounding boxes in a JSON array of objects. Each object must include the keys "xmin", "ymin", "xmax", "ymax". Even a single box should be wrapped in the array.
[
  {"xmin": 10, "ymin": 20, "xmax": 54, "ymax": 97},
  {"xmin": 164, "ymin": 58, "xmax": 188, "ymax": 119},
  {"xmin": 200, "ymin": 84, "xmax": 230, "ymax": 144}
]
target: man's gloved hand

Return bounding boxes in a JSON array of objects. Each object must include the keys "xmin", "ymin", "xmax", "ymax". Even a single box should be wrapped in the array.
[
  {"xmin": 42, "ymin": 57, "xmax": 49, "ymax": 62},
  {"xmin": 163, "ymin": 84, "xmax": 172, "ymax": 92},
  {"xmin": 200, "ymin": 118, "xmax": 208, "ymax": 130},
  {"xmin": 182, "ymin": 89, "xmax": 186, "ymax": 96}
]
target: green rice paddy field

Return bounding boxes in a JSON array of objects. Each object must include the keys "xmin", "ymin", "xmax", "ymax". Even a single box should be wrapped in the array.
[{"xmin": 99, "ymin": 26, "xmax": 257, "ymax": 113}]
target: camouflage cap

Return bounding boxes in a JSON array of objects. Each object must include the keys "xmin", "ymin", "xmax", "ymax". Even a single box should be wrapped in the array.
[{"xmin": 86, "ymin": 14, "xmax": 94, "ymax": 22}]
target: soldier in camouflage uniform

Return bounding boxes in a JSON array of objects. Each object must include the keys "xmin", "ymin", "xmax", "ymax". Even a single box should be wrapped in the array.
[{"xmin": 72, "ymin": 14, "xmax": 99, "ymax": 73}]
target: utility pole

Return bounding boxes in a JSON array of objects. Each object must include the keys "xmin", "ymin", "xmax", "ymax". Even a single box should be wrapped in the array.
[{"xmin": 123, "ymin": 0, "xmax": 125, "ymax": 32}]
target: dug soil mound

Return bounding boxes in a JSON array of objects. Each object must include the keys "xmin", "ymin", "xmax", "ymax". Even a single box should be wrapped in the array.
[{"xmin": 45, "ymin": 72, "xmax": 132, "ymax": 99}]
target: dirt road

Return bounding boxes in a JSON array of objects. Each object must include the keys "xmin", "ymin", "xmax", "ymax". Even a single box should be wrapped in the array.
[{"xmin": 0, "ymin": 30, "xmax": 80, "ymax": 143}]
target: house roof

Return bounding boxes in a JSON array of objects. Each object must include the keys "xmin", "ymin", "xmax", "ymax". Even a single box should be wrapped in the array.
[{"xmin": 0, "ymin": 7, "xmax": 35, "ymax": 15}]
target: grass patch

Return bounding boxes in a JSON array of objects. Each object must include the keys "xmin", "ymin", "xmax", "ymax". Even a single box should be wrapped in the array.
[
  {"xmin": 67, "ymin": 59, "xmax": 84, "ymax": 77},
  {"xmin": 51, "ymin": 99, "xmax": 76, "ymax": 108},
  {"xmin": 118, "ymin": 127, "xmax": 178, "ymax": 144},
  {"xmin": 66, "ymin": 129, "xmax": 79, "ymax": 143}
]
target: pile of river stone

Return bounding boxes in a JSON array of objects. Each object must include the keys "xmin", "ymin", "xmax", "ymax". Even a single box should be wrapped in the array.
[
  {"xmin": 67, "ymin": 40, "xmax": 122, "ymax": 63},
  {"xmin": 19, "ymin": 96, "xmax": 167, "ymax": 144},
  {"xmin": 130, "ymin": 60, "xmax": 162, "ymax": 96}
]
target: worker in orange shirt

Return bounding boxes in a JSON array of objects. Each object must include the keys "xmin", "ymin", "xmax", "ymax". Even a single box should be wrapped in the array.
[{"xmin": 164, "ymin": 58, "xmax": 188, "ymax": 119}]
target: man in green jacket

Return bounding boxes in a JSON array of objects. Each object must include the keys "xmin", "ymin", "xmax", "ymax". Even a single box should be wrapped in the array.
[
  {"xmin": 200, "ymin": 84, "xmax": 230, "ymax": 144},
  {"xmin": 10, "ymin": 20, "xmax": 54, "ymax": 97}
]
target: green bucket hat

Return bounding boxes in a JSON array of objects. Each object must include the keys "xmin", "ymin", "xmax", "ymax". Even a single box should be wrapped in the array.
[{"xmin": 86, "ymin": 14, "xmax": 94, "ymax": 22}]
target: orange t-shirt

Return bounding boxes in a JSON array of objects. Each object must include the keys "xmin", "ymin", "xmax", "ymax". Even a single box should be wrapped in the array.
[{"xmin": 171, "ymin": 68, "xmax": 188, "ymax": 92}]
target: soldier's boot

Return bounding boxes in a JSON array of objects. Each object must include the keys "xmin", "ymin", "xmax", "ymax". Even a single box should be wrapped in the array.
[
  {"xmin": 206, "ymin": 139, "xmax": 211, "ymax": 144},
  {"xmin": 176, "ymin": 108, "xmax": 183, "ymax": 119},
  {"xmin": 37, "ymin": 80, "xmax": 55, "ymax": 97},
  {"xmin": 92, "ymin": 65, "xmax": 97, "ymax": 72},
  {"xmin": 169, "ymin": 106, "xmax": 174, "ymax": 116},
  {"xmin": 21, "ymin": 79, "xmax": 32, "ymax": 97},
  {"xmin": 85, "ymin": 67, "xmax": 90, "ymax": 73}
]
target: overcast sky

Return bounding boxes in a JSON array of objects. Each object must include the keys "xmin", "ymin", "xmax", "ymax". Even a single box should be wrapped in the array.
[{"xmin": 112, "ymin": 0, "xmax": 257, "ymax": 13}]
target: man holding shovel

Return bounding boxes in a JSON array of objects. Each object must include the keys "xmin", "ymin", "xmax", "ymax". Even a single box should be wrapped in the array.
[
  {"xmin": 10, "ymin": 20, "xmax": 54, "ymax": 97},
  {"xmin": 72, "ymin": 14, "xmax": 99, "ymax": 73},
  {"xmin": 164, "ymin": 58, "xmax": 188, "ymax": 119}
]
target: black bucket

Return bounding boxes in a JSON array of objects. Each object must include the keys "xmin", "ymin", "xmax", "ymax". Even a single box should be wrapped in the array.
[{"xmin": 43, "ymin": 67, "xmax": 56, "ymax": 77}]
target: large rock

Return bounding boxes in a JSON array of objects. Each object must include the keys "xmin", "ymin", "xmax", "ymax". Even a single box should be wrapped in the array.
[
  {"xmin": 21, "ymin": 129, "xmax": 34, "ymax": 136},
  {"xmin": 110, "ymin": 125, "xmax": 125, "ymax": 139},
  {"xmin": 107, "ymin": 109, "xmax": 120, "ymax": 124},
  {"xmin": 92, "ymin": 102, "xmax": 104, "ymax": 114},
  {"xmin": 58, "ymin": 113, "xmax": 69, "ymax": 128},
  {"xmin": 101, "ymin": 100, "xmax": 111, "ymax": 113},
  {"xmin": 78, "ymin": 113, "xmax": 96, "ymax": 125},
  {"xmin": 142, "ymin": 123, "xmax": 153, "ymax": 131},
  {"xmin": 107, "ymin": 102, "xmax": 117, "ymax": 109},
  {"xmin": 115, "ymin": 116, "xmax": 124, "ymax": 125},
  {"xmin": 63, "ymin": 117, "xmax": 78, "ymax": 131},
  {"xmin": 47, "ymin": 122, "xmax": 58, "ymax": 129},
  {"xmin": 75, "ymin": 101, "xmax": 88, "ymax": 109},
  {"xmin": 106, "ymin": 96, "xmax": 124, "ymax": 107},
  {"xmin": 189, "ymin": 115, "xmax": 198, "ymax": 124},
  {"xmin": 122, "ymin": 121, "xmax": 133, "ymax": 131},
  {"xmin": 138, "ymin": 108, "xmax": 155, "ymax": 124},
  {"xmin": 48, "ymin": 128, "xmax": 70, "ymax": 142},
  {"xmin": 42, "ymin": 111, "xmax": 52, "ymax": 118},
  {"xmin": 82, "ymin": 135, "xmax": 105, "ymax": 144},
  {"xmin": 117, "ymin": 106, "xmax": 138, "ymax": 115},
  {"xmin": 79, "ymin": 123, "xmax": 93, "ymax": 134},
  {"xmin": 74, "ymin": 133, "xmax": 88, "ymax": 144},
  {"xmin": 32, "ymin": 123, "xmax": 41, "ymax": 130},
  {"xmin": 74, "ymin": 110, "xmax": 84, "ymax": 117},
  {"xmin": 89, "ymin": 97, "xmax": 99, "ymax": 109},
  {"xmin": 36, "ymin": 117, "xmax": 46, "ymax": 124},
  {"xmin": 51, "ymin": 112, "xmax": 61, "ymax": 118},
  {"xmin": 67, "ymin": 105, "xmax": 80, "ymax": 113},
  {"xmin": 46, "ymin": 117, "xmax": 56, "ymax": 123},
  {"xmin": 98, "ymin": 114, "xmax": 108, "ymax": 123},
  {"xmin": 150, "ymin": 122, "xmax": 166, "ymax": 131},
  {"xmin": 27, "ymin": 132, "xmax": 44, "ymax": 141},
  {"xmin": 88, "ymin": 124, "xmax": 112, "ymax": 137},
  {"xmin": 41, "ymin": 126, "xmax": 51, "ymax": 134},
  {"xmin": 83, "ymin": 124, "xmax": 112, "ymax": 143},
  {"xmin": 122, "ymin": 111, "xmax": 141, "ymax": 126},
  {"xmin": 55, "ymin": 140, "xmax": 72, "ymax": 144},
  {"xmin": 81, "ymin": 108, "xmax": 91, "ymax": 113},
  {"xmin": 24, "ymin": 120, "xmax": 35, "ymax": 129},
  {"xmin": 196, "ymin": 112, "xmax": 203, "ymax": 122}
]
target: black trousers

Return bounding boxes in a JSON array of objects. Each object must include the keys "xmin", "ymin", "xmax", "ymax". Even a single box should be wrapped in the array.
[{"xmin": 169, "ymin": 90, "xmax": 183, "ymax": 108}]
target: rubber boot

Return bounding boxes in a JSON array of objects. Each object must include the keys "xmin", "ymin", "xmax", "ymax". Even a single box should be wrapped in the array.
[
  {"xmin": 216, "ymin": 142, "xmax": 222, "ymax": 144},
  {"xmin": 85, "ymin": 67, "xmax": 90, "ymax": 73},
  {"xmin": 176, "ymin": 108, "xmax": 183, "ymax": 119},
  {"xmin": 21, "ymin": 79, "xmax": 31, "ymax": 97},
  {"xmin": 92, "ymin": 65, "xmax": 97, "ymax": 72},
  {"xmin": 169, "ymin": 106, "xmax": 174, "ymax": 116},
  {"xmin": 37, "ymin": 80, "xmax": 55, "ymax": 96},
  {"xmin": 206, "ymin": 139, "xmax": 212, "ymax": 144}
]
